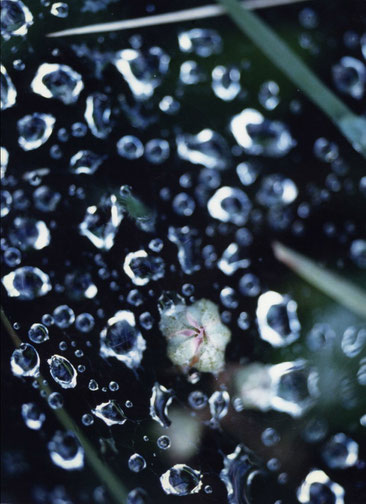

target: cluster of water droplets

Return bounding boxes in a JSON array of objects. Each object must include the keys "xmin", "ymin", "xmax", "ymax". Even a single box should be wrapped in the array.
[{"xmin": 2, "ymin": 4, "xmax": 366, "ymax": 503}]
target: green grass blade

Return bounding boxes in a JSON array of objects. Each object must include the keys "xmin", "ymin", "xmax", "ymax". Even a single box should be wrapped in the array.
[
  {"xmin": 272, "ymin": 242, "xmax": 366, "ymax": 320},
  {"xmin": 217, "ymin": 0, "xmax": 366, "ymax": 158},
  {"xmin": 46, "ymin": 0, "xmax": 309, "ymax": 37},
  {"xmin": 1, "ymin": 306, "xmax": 129, "ymax": 504}
]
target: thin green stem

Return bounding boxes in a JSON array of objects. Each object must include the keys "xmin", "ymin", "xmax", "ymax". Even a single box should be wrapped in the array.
[
  {"xmin": 1, "ymin": 306, "xmax": 128, "ymax": 504},
  {"xmin": 46, "ymin": 0, "xmax": 309, "ymax": 37},
  {"xmin": 217, "ymin": 0, "xmax": 366, "ymax": 158},
  {"xmin": 272, "ymin": 242, "xmax": 366, "ymax": 320}
]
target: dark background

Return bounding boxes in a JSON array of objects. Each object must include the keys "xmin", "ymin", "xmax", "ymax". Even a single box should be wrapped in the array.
[{"xmin": 1, "ymin": 0, "xmax": 366, "ymax": 502}]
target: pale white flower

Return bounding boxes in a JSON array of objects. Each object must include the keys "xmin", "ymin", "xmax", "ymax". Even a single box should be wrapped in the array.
[{"xmin": 159, "ymin": 298, "xmax": 231, "ymax": 373}]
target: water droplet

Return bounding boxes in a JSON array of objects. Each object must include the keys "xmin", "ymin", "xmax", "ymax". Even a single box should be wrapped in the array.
[
  {"xmin": 117, "ymin": 135, "xmax": 144, "ymax": 160},
  {"xmin": 172, "ymin": 193, "xmax": 196, "ymax": 216},
  {"xmin": 92, "ymin": 400, "xmax": 127, "ymax": 426},
  {"xmin": 50, "ymin": 2, "xmax": 69, "ymax": 18},
  {"xmin": 33, "ymin": 185, "xmax": 61, "ymax": 212},
  {"xmin": 256, "ymin": 291, "xmax": 300, "ymax": 347},
  {"xmin": 332, "ymin": 56, "xmax": 366, "ymax": 99},
  {"xmin": 220, "ymin": 444, "xmax": 258, "ymax": 504},
  {"xmin": 79, "ymin": 193, "xmax": 124, "ymax": 250},
  {"xmin": 47, "ymin": 355, "xmax": 77, "ymax": 389},
  {"xmin": 114, "ymin": 47, "xmax": 170, "ymax": 101},
  {"xmin": 188, "ymin": 390, "xmax": 208, "ymax": 410},
  {"xmin": 258, "ymin": 81, "xmax": 280, "ymax": 110},
  {"xmin": 128, "ymin": 453, "xmax": 146, "ymax": 473},
  {"xmin": 160, "ymin": 464, "xmax": 202, "ymax": 496},
  {"xmin": 236, "ymin": 161, "xmax": 260, "ymax": 186},
  {"xmin": 64, "ymin": 272, "xmax": 97, "ymax": 300},
  {"xmin": 261, "ymin": 427, "xmax": 280, "ymax": 447},
  {"xmin": 257, "ymin": 175, "xmax": 298, "ymax": 207},
  {"xmin": 212, "ymin": 65, "xmax": 241, "ymax": 101},
  {"xmin": 3, "ymin": 247, "xmax": 22, "ymax": 267},
  {"xmin": 145, "ymin": 139, "xmax": 170, "ymax": 164},
  {"xmin": 31, "ymin": 63, "xmax": 84, "ymax": 104},
  {"xmin": 1, "ymin": 65, "xmax": 17, "ymax": 109},
  {"xmin": 53, "ymin": 305, "xmax": 75, "ymax": 329},
  {"xmin": 48, "ymin": 391, "xmax": 64, "ymax": 409},
  {"xmin": 157, "ymin": 435, "xmax": 171, "ymax": 450},
  {"xmin": 123, "ymin": 250, "xmax": 165, "ymax": 286},
  {"xmin": 178, "ymin": 29, "xmax": 222, "ymax": 57},
  {"xmin": 100, "ymin": 310, "xmax": 146, "ymax": 368},
  {"xmin": 2, "ymin": 266, "xmax": 52, "ymax": 300},
  {"xmin": 69, "ymin": 150, "xmax": 105, "ymax": 175},
  {"xmin": 150, "ymin": 382, "xmax": 173, "ymax": 428},
  {"xmin": 208, "ymin": 186, "xmax": 252, "ymax": 226},
  {"xmin": 81, "ymin": 413, "xmax": 94, "ymax": 426},
  {"xmin": 313, "ymin": 137, "xmax": 339, "ymax": 162},
  {"xmin": 239, "ymin": 273, "xmax": 261, "ymax": 297},
  {"xmin": 1, "ymin": 190, "xmax": 12, "ymax": 217},
  {"xmin": 322, "ymin": 433, "xmax": 358, "ymax": 469},
  {"xmin": 168, "ymin": 226, "xmax": 201, "ymax": 275},
  {"xmin": 75, "ymin": 313, "xmax": 95, "ymax": 333},
  {"xmin": 84, "ymin": 92, "xmax": 112, "ymax": 139},
  {"xmin": 109, "ymin": 381, "xmax": 119, "ymax": 391},
  {"xmin": 350, "ymin": 239, "xmax": 366, "ymax": 268},
  {"xmin": 9, "ymin": 217, "xmax": 51, "ymax": 250},
  {"xmin": 17, "ymin": 113, "xmax": 55, "ymax": 151},
  {"xmin": 297, "ymin": 469, "xmax": 345, "ymax": 504},
  {"xmin": 88, "ymin": 379, "xmax": 99, "ymax": 391},
  {"xmin": 28, "ymin": 323, "xmax": 49, "ymax": 344},
  {"xmin": 179, "ymin": 60, "xmax": 205, "ymax": 85},
  {"xmin": 230, "ymin": 108, "xmax": 295, "ymax": 157},
  {"xmin": 1, "ymin": 0, "xmax": 33, "ymax": 39},
  {"xmin": 177, "ymin": 129, "xmax": 231, "ymax": 170},
  {"xmin": 21, "ymin": 402, "xmax": 45, "ymax": 430},
  {"xmin": 48, "ymin": 431, "xmax": 84, "ymax": 470},
  {"xmin": 209, "ymin": 390, "xmax": 230, "ymax": 421}
]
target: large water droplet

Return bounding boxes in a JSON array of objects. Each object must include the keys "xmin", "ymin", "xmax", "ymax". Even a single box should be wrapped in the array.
[
  {"xmin": 1, "ymin": 65, "xmax": 17, "ymax": 109},
  {"xmin": 212, "ymin": 65, "xmax": 241, "ymax": 101},
  {"xmin": 207, "ymin": 186, "xmax": 252, "ymax": 226},
  {"xmin": 114, "ymin": 47, "xmax": 170, "ymax": 101},
  {"xmin": 123, "ymin": 250, "xmax": 165, "ymax": 286},
  {"xmin": 9, "ymin": 217, "xmax": 51, "ymax": 250},
  {"xmin": 11, "ymin": 343, "xmax": 40, "ymax": 378},
  {"xmin": 150, "ymin": 382, "xmax": 174, "ymax": 428},
  {"xmin": 48, "ymin": 431, "xmax": 84, "ymax": 470},
  {"xmin": 168, "ymin": 226, "xmax": 201, "ymax": 275},
  {"xmin": 332, "ymin": 56, "xmax": 366, "ymax": 99},
  {"xmin": 2, "ymin": 266, "xmax": 52, "ymax": 300},
  {"xmin": 160, "ymin": 464, "xmax": 202, "ymax": 496},
  {"xmin": 31, "ymin": 63, "xmax": 84, "ymax": 104},
  {"xmin": 28, "ymin": 323, "xmax": 49, "ymax": 344},
  {"xmin": 21, "ymin": 402, "xmax": 45, "ymax": 430},
  {"xmin": 17, "ymin": 113, "xmax": 55, "ymax": 151},
  {"xmin": 230, "ymin": 108, "xmax": 295, "ymax": 157},
  {"xmin": 322, "ymin": 433, "xmax": 358, "ymax": 469},
  {"xmin": 84, "ymin": 92, "xmax": 112, "ymax": 139},
  {"xmin": 47, "ymin": 355, "xmax": 77, "ymax": 389},
  {"xmin": 297, "ymin": 469, "xmax": 345, "ymax": 504},
  {"xmin": 128, "ymin": 453, "xmax": 146, "ymax": 473},
  {"xmin": 79, "ymin": 193, "xmax": 124, "ymax": 250},
  {"xmin": 256, "ymin": 291, "xmax": 300, "ymax": 347},
  {"xmin": 177, "ymin": 129, "xmax": 231, "ymax": 170},
  {"xmin": 69, "ymin": 150, "xmax": 105, "ymax": 175},
  {"xmin": 178, "ymin": 29, "xmax": 222, "ymax": 57},
  {"xmin": 92, "ymin": 400, "xmax": 127, "ymax": 426},
  {"xmin": 1, "ymin": 0, "xmax": 33, "ymax": 39},
  {"xmin": 100, "ymin": 310, "xmax": 146, "ymax": 368},
  {"xmin": 220, "ymin": 444, "xmax": 258, "ymax": 504}
]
